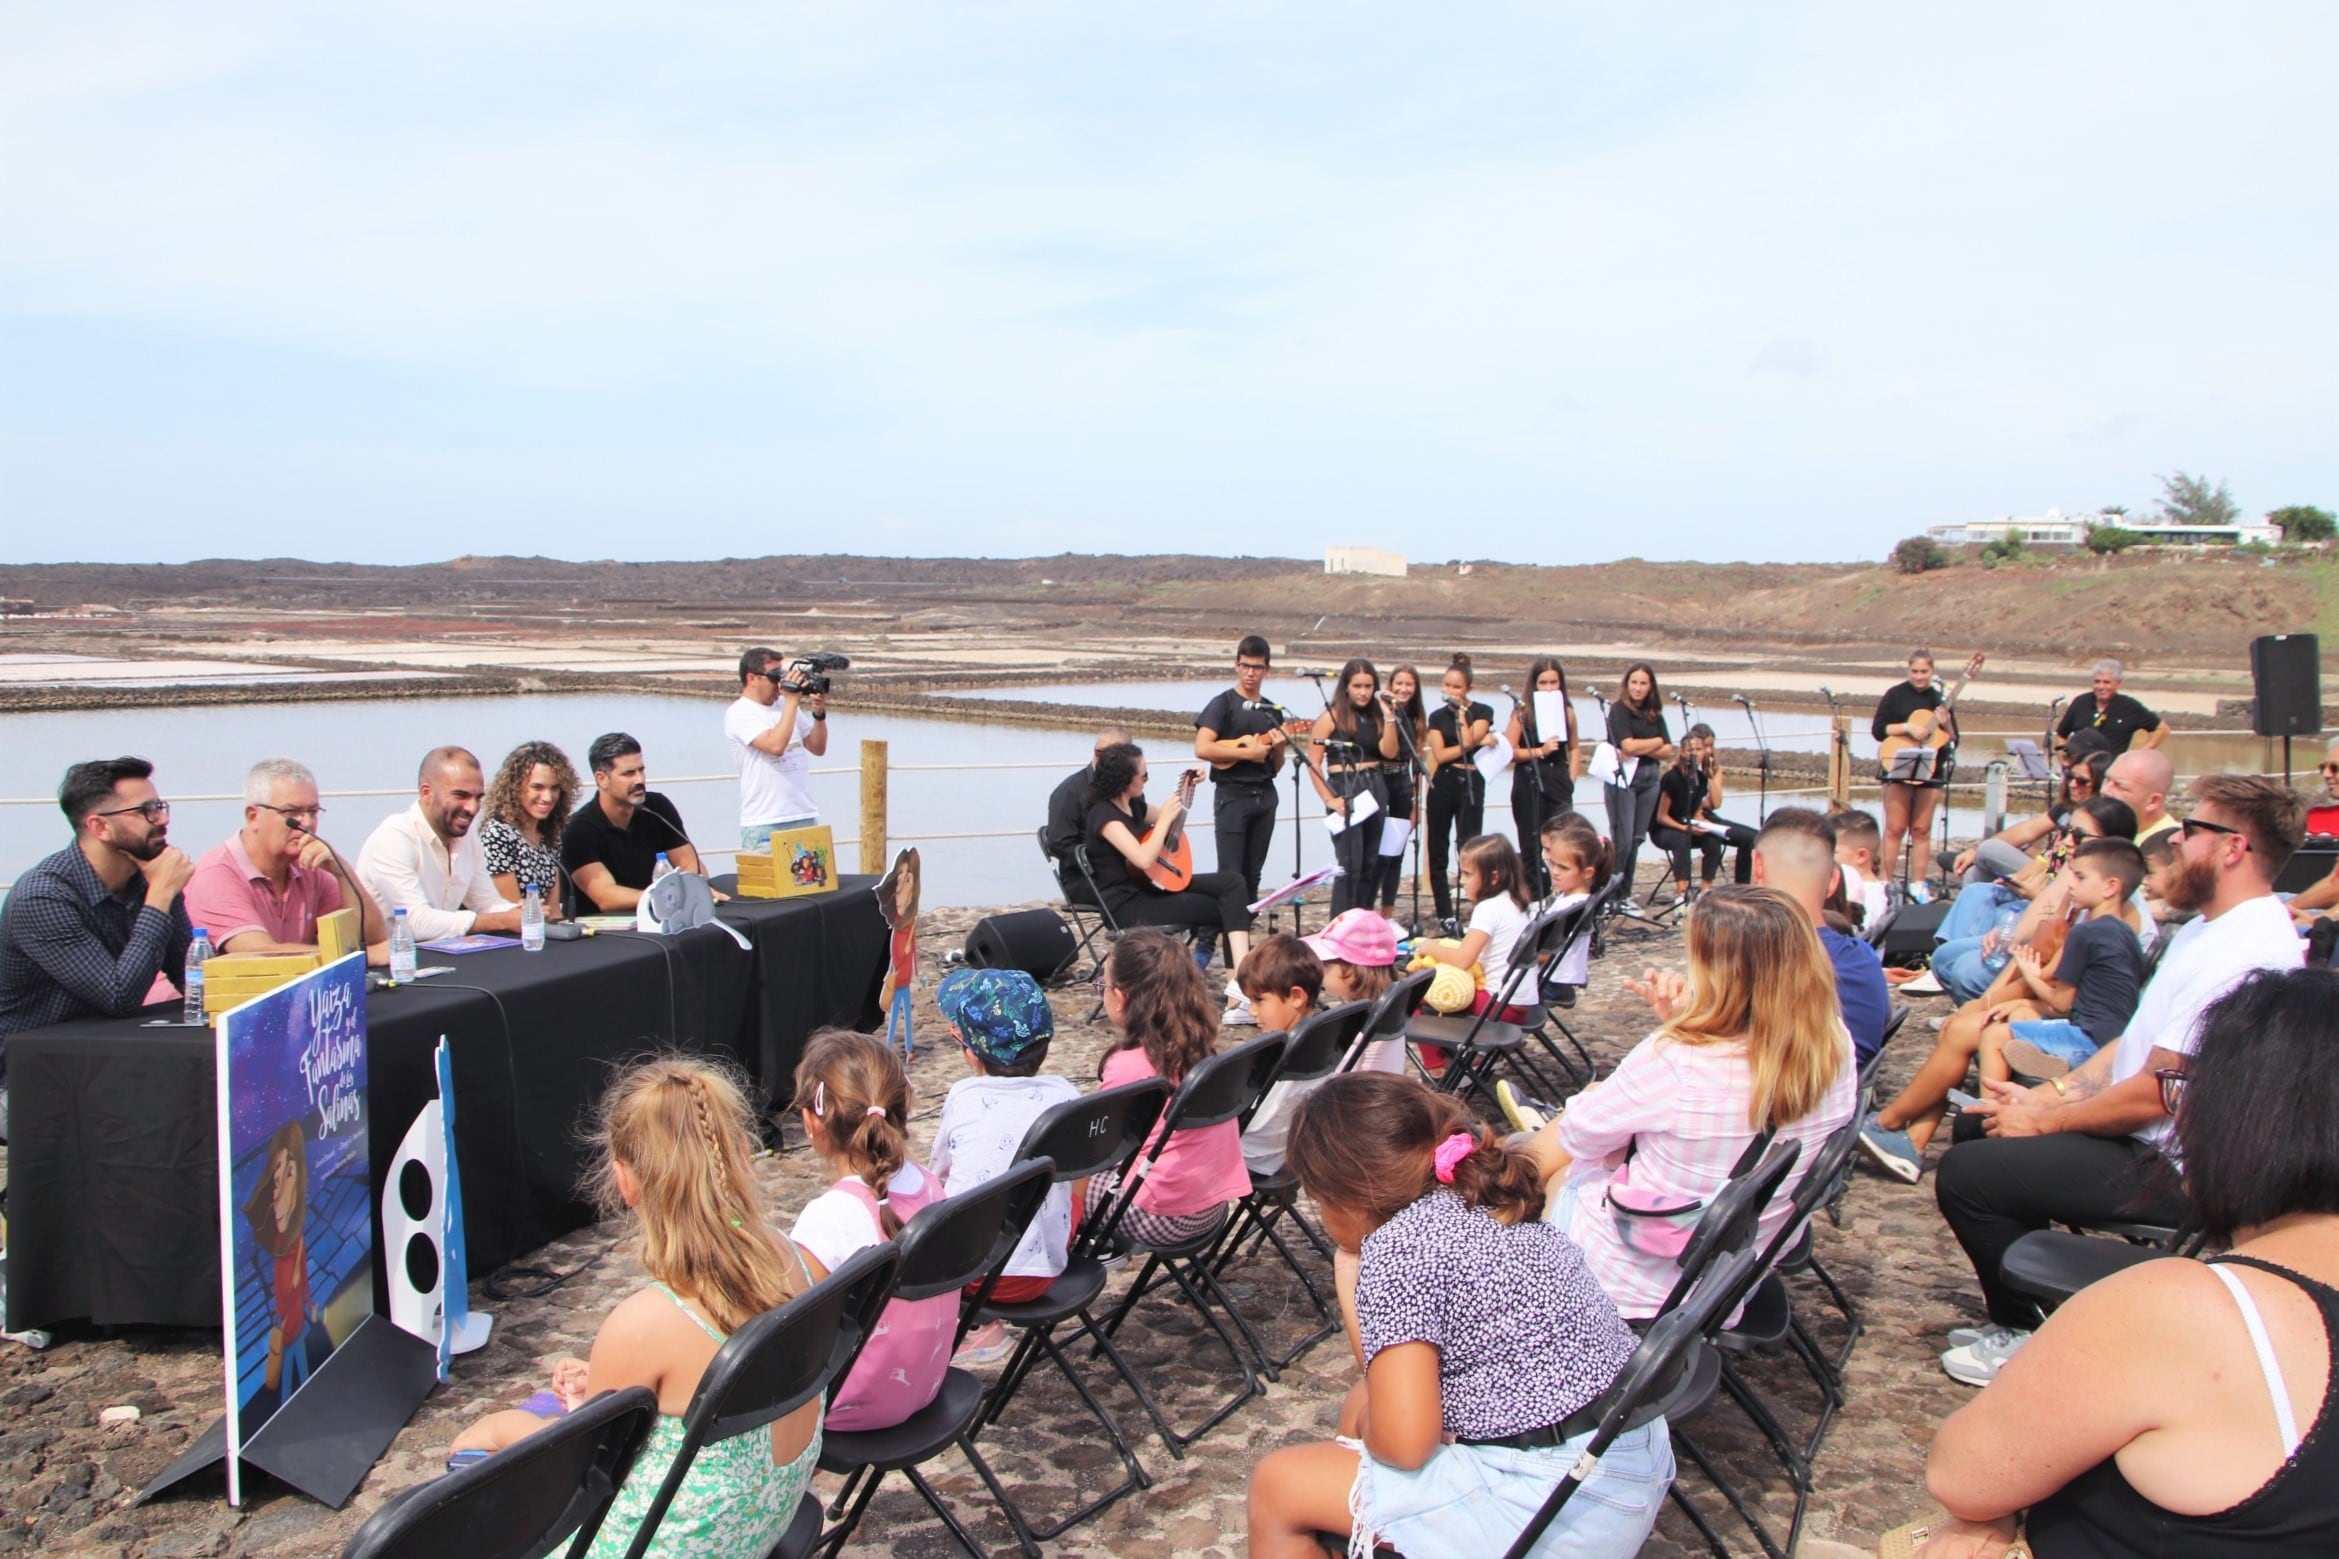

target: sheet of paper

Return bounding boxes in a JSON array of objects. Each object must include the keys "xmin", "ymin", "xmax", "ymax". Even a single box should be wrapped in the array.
[
  {"xmin": 1321, "ymin": 787, "xmax": 1381, "ymax": 836},
  {"xmin": 1378, "ymin": 818, "xmax": 1414, "ymax": 858},
  {"xmin": 1248, "ymin": 862, "xmax": 1345, "ymax": 915},
  {"xmin": 1533, "ymin": 691, "xmax": 1568, "ymax": 745},
  {"xmin": 1586, "ymin": 742, "xmax": 1622, "ymax": 788},
  {"xmin": 1473, "ymin": 734, "xmax": 1515, "ymax": 785}
]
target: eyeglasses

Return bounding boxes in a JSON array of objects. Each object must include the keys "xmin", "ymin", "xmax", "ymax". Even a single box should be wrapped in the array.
[
  {"xmin": 2180, "ymin": 816, "xmax": 2248, "ymax": 849},
  {"xmin": 96, "ymin": 800, "xmax": 171, "ymax": 823},
  {"xmin": 2154, "ymin": 1067, "xmax": 2187, "ymax": 1114},
  {"xmin": 1235, "ymin": 660, "xmax": 1270, "ymax": 673},
  {"xmin": 2320, "ymin": 763, "xmax": 2339, "ymax": 777},
  {"xmin": 256, "ymin": 803, "xmax": 326, "ymax": 823}
]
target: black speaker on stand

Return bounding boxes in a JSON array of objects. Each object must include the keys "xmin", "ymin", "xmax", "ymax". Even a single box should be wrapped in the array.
[
  {"xmin": 2251, "ymin": 634, "xmax": 2323, "ymax": 784},
  {"xmin": 964, "ymin": 909, "xmax": 1080, "ymax": 983}
]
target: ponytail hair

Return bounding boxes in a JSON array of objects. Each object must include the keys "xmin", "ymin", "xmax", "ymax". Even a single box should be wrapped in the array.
[
  {"xmin": 1287, "ymin": 1073, "xmax": 1545, "ymax": 1228},
  {"xmin": 593, "ymin": 1055, "xmax": 799, "ymax": 1333},
  {"xmin": 1539, "ymin": 810, "xmax": 1614, "ymax": 891},
  {"xmin": 1459, "ymin": 832, "xmax": 1530, "ymax": 908},
  {"xmin": 792, "ymin": 1029, "xmax": 914, "ymax": 1237},
  {"xmin": 1101, "ymin": 930, "xmax": 1219, "ymax": 1084}
]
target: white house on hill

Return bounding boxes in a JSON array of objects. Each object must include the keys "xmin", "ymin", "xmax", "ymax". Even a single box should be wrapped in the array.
[{"xmin": 1325, "ymin": 546, "xmax": 1406, "ymax": 577}]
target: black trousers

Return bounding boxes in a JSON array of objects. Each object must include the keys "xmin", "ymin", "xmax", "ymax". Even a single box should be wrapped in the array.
[
  {"xmin": 1604, "ymin": 771, "xmax": 1662, "ymax": 893},
  {"xmin": 1326, "ymin": 769, "xmax": 1389, "ymax": 917},
  {"xmin": 1934, "ymin": 1129, "xmax": 2188, "ymax": 1328},
  {"xmin": 1426, "ymin": 769, "xmax": 1485, "ymax": 920},
  {"xmin": 1210, "ymin": 780, "xmax": 1280, "ymax": 904},
  {"xmin": 1512, "ymin": 766, "xmax": 1574, "ymax": 897},
  {"xmin": 1375, "ymin": 772, "xmax": 1419, "ymax": 909},
  {"xmin": 1648, "ymin": 817, "xmax": 1757, "ymax": 886},
  {"xmin": 1107, "ymin": 870, "xmax": 1256, "ymax": 957}
]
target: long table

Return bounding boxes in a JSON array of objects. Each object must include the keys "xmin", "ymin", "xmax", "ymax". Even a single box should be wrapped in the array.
[{"xmin": 6, "ymin": 879, "xmax": 886, "ymax": 1333}]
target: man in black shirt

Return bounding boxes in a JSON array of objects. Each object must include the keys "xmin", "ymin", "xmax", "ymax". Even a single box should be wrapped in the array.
[
  {"xmin": 1044, "ymin": 725, "xmax": 1129, "ymax": 900},
  {"xmin": 1193, "ymin": 635, "xmax": 1290, "ymax": 903},
  {"xmin": 563, "ymin": 733, "xmax": 712, "ymax": 911},
  {"xmin": 2055, "ymin": 659, "xmax": 2167, "ymax": 754}
]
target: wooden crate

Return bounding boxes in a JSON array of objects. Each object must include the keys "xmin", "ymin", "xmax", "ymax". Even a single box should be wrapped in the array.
[
  {"xmin": 736, "ymin": 825, "xmax": 840, "ymax": 899},
  {"xmin": 206, "ymin": 952, "xmax": 323, "ymax": 1010}
]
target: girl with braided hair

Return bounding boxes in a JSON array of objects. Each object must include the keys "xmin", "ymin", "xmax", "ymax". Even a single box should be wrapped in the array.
[
  {"xmin": 785, "ymin": 1029, "xmax": 954, "ymax": 1430},
  {"xmin": 450, "ymin": 1055, "xmax": 816, "ymax": 1558},
  {"xmin": 1247, "ymin": 1072, "xmax": 1670, "ymax": 1558}
]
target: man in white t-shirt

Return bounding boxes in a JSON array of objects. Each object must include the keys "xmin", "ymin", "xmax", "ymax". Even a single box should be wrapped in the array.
[
  {"xmin": 725, "ymin": 646, "xmax": 829, "ymax": 851},
  {"xmin": 1934, "ymin": 773, "xmax": 2306, "ymax": 1386}
]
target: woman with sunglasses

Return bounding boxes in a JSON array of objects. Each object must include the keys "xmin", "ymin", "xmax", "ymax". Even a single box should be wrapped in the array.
[{"xmin": 1917, "ymin": 966, "xmax": 2339, "ymax": 1553}]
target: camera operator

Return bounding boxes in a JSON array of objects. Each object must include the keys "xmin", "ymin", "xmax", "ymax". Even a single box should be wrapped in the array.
[{"xmin": 726, "ymin": 646, "xmax": 835, "ymax": 849}]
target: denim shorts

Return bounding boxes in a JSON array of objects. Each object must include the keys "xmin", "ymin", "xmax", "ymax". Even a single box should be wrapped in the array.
[
  {"xmin": 1349, "ymin": 1418, "xmax": 1673, "ymax": 1559},
  {"xmin": 2008, "ymin": 1018, "xmax": 2101, "ymax": 1067}
]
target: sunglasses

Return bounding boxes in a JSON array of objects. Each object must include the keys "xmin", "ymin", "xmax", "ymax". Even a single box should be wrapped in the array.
[
  {"xmin": 97, "ymin": 800, "xmax": 171, "ymax": 823},
  {"xmin": 2179, "ymin": 816, "xmax": 2248, "ymax": 849},
  {"xmin": 2321, "ymin": 763, "xmax": 2339, "ymax": 777},
  {"xmin": 2154, "ymin": 1067, "xmax": 2187, "ymax": 1114}
]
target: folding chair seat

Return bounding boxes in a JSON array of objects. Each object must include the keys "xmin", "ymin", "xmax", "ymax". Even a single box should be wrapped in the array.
[
  {"xmin": 1089, "ymin": 1033, "xmax": 1290, "ymax": 1451},
  {"xmin": 1210, "ymin": 999, "xmax": 1374, "ymax": 1368},
  {"xmin": 339, "ymin": 1387, "xmax": 662, "ymax": 1559},
  {"xmin": 965, "ymin": 1078, "xmax": 1170, "ymax": 1541},
  {"xmin": 2002, "ymin": 1231, "xmax": 2178, "ymax": 1314}
]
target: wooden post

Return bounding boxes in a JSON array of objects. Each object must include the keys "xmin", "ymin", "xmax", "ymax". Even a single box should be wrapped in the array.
[
  {"xmin": 859, "ymin": 739, "xmax": 888, "ymax": 874},
  {"xmin": 1828, "ymin": 716, "xmax": 1853, "ymax": 808}
]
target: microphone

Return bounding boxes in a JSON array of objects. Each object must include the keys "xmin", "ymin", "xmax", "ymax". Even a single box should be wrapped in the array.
[
  {"xmin": 1732, "ymin": 694, "xmax": 1754, "ymax": 709},
  {"xmin": 2049, "ymin": 694, "xmax": 2068, "ymax": 713}
]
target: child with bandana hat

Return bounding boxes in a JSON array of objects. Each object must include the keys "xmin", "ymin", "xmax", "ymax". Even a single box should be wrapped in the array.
[{"xmin": 932, "ymin": 967, "xmax": 1079, "ymax": 1366}]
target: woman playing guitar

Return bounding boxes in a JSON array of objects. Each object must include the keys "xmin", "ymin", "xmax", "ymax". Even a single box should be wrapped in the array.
[
  {"xmin": 1873, "ymin": 647, "xmax": 1983, "ymax": 892},
  {"xmin": 1082, "ymin": 741, "xmax": 1256, "ymax": 983}
]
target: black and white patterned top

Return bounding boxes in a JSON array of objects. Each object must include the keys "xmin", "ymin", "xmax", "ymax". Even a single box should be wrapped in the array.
[
  {"xmin": 1354, "ymin": 1189, "xmax": 1638, "ymax": 1440},
  {"xmin": 477, "ymin": 817, "xmax": 563, "ymax": 900}
]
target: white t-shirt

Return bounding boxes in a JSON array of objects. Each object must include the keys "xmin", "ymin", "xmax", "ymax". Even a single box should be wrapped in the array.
[
  {"xmin": 1840, "ymin": 863, "xmax": 1890, "ymax": 931},
  {"xmin": 1469, "ymin": 893, "xmax": 1533, "ymax": 999},
  {"xmin": 725, "ymin": 695, "xmax": 818, "ymax": 828},
  {"xmin": 789, "ymin": 1161, "xmax": 932, "ymax": 1272},
  {"xmin": 1538, "ymin": 890, "xmax": 1594, "ymax": 986},
  {"xmin": 930, "ymin": 1074, "xmax": 1080, "ymax": 1280},
  {"xmin": 2110, "ymin": 892, "xmax": 2302, "ymax": 1149}
]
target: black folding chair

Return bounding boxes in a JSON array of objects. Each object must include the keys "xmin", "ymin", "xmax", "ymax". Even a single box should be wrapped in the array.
[
  {"xmin": 1405, "ymin": 902, "xmax": 1577, "ymax": 1106},
  {"xmin": 2002, "ymin": 1217, "xmax": 2202, "ymax": 1316},
  {"xmin": 1090, "ymin": 1032, "xmax": 1289, "ymax": 1451},
  {"xmin": 1209, "ymin": 999, "xmax": 1373, "ymax": 1367},
  {"xmin": 340, "ymin": 1387, "xmax": 662, "ymax": 1559},
  {"xmin": 1520, "ymin": 887, "xmax": 1613, "ymax": 1086},
  {"xmin": 967, "ymin": 1078, "xmax": 1171, "ymax": 1540},
  {"xmin": 1037, "ymin": 826, "xmax": 1117, "ymax": 983},
  {"xmin": 1359, "ymin": 966, "xmax": 1434, "ymax": 1054},
  {"xmin": 811, "ymin": 1158, "xmax": 1057, "ymax": 1559},
  {"xmin": 1501, "ymin": 1239, "xmax": 1768, "ymax": 1559}
]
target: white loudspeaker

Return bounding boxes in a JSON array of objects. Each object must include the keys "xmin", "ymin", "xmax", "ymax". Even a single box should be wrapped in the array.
[{"xmin": 383, "ymin": 1101, "xmax": 448, "ymax": 1348}]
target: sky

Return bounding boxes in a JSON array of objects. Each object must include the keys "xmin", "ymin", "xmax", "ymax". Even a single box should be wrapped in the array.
[{"xmin": 3, "ymin": 3, "xmax": 2334, "ymax": 567}]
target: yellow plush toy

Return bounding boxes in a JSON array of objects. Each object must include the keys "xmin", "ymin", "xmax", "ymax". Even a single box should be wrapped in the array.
[{"xmin": 1407, "ymin": 939, "xmax": 1487, "ymax": 1014}]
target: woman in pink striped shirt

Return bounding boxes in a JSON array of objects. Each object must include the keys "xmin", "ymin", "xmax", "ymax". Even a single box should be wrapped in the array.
[{"xmin": 1523, "ymin": 886, "xmax": 1858, "ymax": 1319}]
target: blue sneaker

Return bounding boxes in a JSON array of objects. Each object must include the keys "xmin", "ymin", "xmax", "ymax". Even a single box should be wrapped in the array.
[{"xmin": 1857, "ymin": 1112, "xmax": 1924, "ymax": 1183}]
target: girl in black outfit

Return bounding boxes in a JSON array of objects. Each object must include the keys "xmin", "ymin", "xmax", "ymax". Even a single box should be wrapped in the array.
[
  {"xmin": 1505, "ymin": 655, "xmax": 1578, "ymax": 896},
  {"xmin": 1374, "ymin": 664, "xmax": 1428, "ymax": 918},
  {"xmin": 1873, "ymin": 648, "xmax": 1951, "ymax": 887},
  {"xmin": 1308, "ymin": 659, "xmax": 1401, "ymax": 917},
  {"xmin": 1647, "ymin": 724, "xmax": 1757, "ymax": 900},
  {"xmin": 1083, "ymin": 742, "xmax": 1255, "ymax": 969},
  {"xmin": 1602, "ymin": 662, "xmax": 1673, "ymax": 909},
  {"xmin": 1421, "ymin": 655, "xmax": 1494, "ymax": 928}
]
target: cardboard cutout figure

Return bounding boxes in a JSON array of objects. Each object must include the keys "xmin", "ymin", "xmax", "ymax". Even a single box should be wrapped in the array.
[{"xmin": 874, "ymin": 847, "xmax": 921, "ymax": 1055}]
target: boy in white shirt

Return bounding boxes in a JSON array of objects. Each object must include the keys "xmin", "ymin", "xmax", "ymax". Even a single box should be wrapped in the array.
[
  {"xmin": 1830, "ymin": 808, "xmax": 1891, "ymax": 930},
  {"xmin": 931, "ymin": 967, "xmax": 1077, "ymax": 1365}
]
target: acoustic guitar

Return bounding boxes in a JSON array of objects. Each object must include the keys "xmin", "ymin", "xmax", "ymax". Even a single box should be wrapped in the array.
[
  {"xmin": 1876, "ymin": 653, "xmax": 1986, "ymax": 767},
  {"xmin": 1208, "ymin": 718, "xmax": 1314, "ymax": 776},
  {"xmin": 1140, "ymin": 769, "xmax": 1204, "ymax": 893}
]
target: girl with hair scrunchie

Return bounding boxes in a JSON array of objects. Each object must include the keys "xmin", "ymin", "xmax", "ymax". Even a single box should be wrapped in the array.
[{"xmin": 1246, "ymin": 1073, "xmax": 1673, "ymax": 1559}]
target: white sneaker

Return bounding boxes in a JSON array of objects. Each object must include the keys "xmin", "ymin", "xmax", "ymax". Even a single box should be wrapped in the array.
[
  {"xmin": 1945, "ymin": 1322, "xmax": 1990, "ymax": 1349},
  {"xmin": 1940, "ymin": 1324, "xmax": 2030, "ymax": 1386},
  {"xmin": 1900, "ymin": 968, "xmax": 1945, "ymax": 995},
  {"xmin": 1619, "ymin": 897, "xmax": 1646, "ymax": 916},
  {"xmin": 1222, "ymin": 982, "xmax": 1258, "ymax": 1027}
]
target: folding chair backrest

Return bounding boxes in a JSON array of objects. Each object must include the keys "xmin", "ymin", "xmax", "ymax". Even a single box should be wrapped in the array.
[
  {"xmin": 1880, "ymin": 1002, "xmax": 1911, "ymax": 1049},
  {"xmin": 340, "ymin": 1386, "xmax": 661, "ymax": 1559},
  {"xmin": 1489, "ymin": 900, "xmax": 1580, "ymax": 1008},
  {"xmin": 614, "ymin": 1243, "xmax": 900, "ymax": 1559},
  {"xmin": 1036, "ymin": 825, "xmax": 1063, "ymax": 883},
  {"xmin": 1157, "ymin": 1032, "xmax": 1287, "ymax": 1137},
  {"xmin": 1360, "ymin": 967, "xmax": 1434, "ymax": 1047},
  {"xmin": 1758, "ymin": 1109, "xmax": 1863, "ymax": 1269},
  {"xmin": 886, "ymin": 1157, "xmax": 1057, "ymax": 1304},
  {"xmin": 1268, "ymin": 1000, "xmax": 1372, "ymax": 1088},
  {"xmin": 1653, "ymin": 1138, "xmax": 1803, "ymax": 1319},
  {"xmin": 1009, "ymin": 1077, "xmax": 1171, "ymax": 1187}
]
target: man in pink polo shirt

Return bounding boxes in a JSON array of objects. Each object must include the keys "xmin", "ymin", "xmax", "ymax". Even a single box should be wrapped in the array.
[{"xmin": 186, "ymin": 758, "xmax": 386, "ymax": 961}]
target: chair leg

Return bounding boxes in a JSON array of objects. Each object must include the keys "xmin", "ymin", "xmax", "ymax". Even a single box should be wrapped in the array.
[
  {"xmin": 814, "ymin": 1463, "xmax": 889, "ymax": 1558},
  {"xmin": 969, "ymin": 1315, "xmax": 1156, "ymax": 1539},
  {"xmin": 952, "ymin": 1433, "xmax": 1042, "ymax": 1559},
  {"xmin": 1668, "ymin": 1424, "xmax": 1788, "ymax": 1559},
  {"xmin": 1802, "ymin": 1248, "xmax": 1866, "ymax": 1373},
  {"xmin": 901, "ymin": 1462, "xmax": 1002, "ymax": 1558}
]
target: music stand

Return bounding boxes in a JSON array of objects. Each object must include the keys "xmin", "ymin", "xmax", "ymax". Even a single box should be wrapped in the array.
[{"xmin": 2004, "ymin": 738, "xmax": 2055, "ymax": 817}]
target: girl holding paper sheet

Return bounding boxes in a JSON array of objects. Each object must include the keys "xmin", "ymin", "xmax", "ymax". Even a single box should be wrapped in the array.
[
  {"xmin": 1374, "ymin": 665, "xmax": 1429, "ymax": 919},
  {"xmin": 1420, "ymin": 656, "xmax": 1496, "ymax": 932},
  {"xmin": 1507, "ymin": 657, "xmax": 1580, "ymax": 897},
  {"xmin": 1310, "ymin": 660, "xmax": 1401, "ymax": 917},
  {"xmin": 1602, "ymin": 664, "xmax": 1675, "ymax": 911}
]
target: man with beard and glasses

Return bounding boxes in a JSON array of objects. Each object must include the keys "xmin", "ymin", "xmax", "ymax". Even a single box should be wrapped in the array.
[
  {"xmin": 0, "ymin": 757, "xmax": 196, "ymax": 1131},
  {"xmin": 359, "ymin": 746, "xmax": 524, "ymax": 940},
  {"xmin": 562, "ymin": 732, "xmax": 712, "ymax": 912},
  {"xmin": 1929, "ymin": 774, "xmax": 2305, "ymax": 1389}
]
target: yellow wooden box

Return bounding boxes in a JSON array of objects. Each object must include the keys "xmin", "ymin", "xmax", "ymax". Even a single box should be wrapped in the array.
[
  {"xmin": 736, "ymin": 825, "xmax": 839, "ymax": 899},
  {"xmin": 200, "ymin": 909, "xmax": 364, "ymax": 1008}
]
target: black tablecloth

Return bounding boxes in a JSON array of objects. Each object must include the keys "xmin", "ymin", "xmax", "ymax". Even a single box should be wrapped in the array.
[{"xmin": 6, "ymin": 881, "xmax": 884, "ymax": 1332}]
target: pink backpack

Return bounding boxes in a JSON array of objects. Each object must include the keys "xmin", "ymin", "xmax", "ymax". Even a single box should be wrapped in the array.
[{"xmin": 823, "ymin": 1173, "xmax": 956, "ymax": 1431}]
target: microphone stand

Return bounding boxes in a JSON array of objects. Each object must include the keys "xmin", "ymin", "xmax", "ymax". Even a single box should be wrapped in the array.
[
  {"xmin": 1287, "ymin": 670, "xmax": 1334, "ymax": 935},
  {"xmin": 1733, "ymin": 694, "xmax": 1772, "ymax": 824},
  {"xmin": 1381, "ymin": 692, "xmax": 1429, "ymax": 937}
]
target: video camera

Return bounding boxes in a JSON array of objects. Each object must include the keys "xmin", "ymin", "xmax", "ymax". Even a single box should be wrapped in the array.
[{"xmin": 779, "ymin": 650, "xmax": 851, "ymax": 697}]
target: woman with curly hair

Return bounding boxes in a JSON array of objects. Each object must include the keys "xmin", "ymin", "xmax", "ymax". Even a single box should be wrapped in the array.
[{"xmin": 480, "ymin": 740, "xmax": 581, "ymax": 918}]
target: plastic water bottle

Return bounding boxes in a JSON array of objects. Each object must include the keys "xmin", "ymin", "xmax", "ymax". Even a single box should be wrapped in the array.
[
  {"xmin": 182, "ymin": 929, "xmax": 212, "ymax": 1025},
  {"xmin": 390, "ymin": 908, "xmax": 418, "ymax": 981},
  {"xmin": 651, "ymin": 852, "xmax": 675, "ymax": 884},
  {"xmin": 1980, "ymin": 903, "xmax": 2025, "ymax": 974},
  {"xmin": 521, "ymin": 884, "xmax": 546, "ymax": 952}
]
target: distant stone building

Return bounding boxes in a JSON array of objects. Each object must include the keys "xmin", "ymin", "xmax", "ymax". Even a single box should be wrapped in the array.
[
  {"xmin": 1325, "ymin": 547, "xmax": 1406, "ymax": 578},
  {"xmin": 1927, "ymin": 508, "xmax": 2282, "ymax": 550}
]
